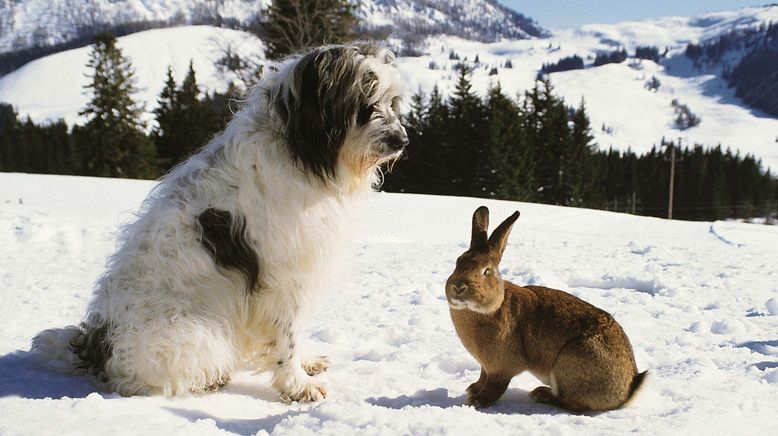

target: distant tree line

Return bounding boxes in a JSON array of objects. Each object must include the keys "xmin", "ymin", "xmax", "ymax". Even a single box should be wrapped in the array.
[
  {"xmin": 597, "ymin": 143, "xmax": 776, "ymax": 220},
  {"xmin": 540, "ymin": 55, "xmax": 584, "ymax": 74},
  {"xmin": 381, "ymin": 65, "xmax": 777, "ymax": 221},
  {"xmin": 593, "ymin": 48, "xmax": 628, "ymax": 66},
  {"xmin": 540, "ymin": 46, "xmax": 664, "ymax": 75},
  {"xmin": 634, "ymin": 46, "xmax": 662, "ymax": 62}
]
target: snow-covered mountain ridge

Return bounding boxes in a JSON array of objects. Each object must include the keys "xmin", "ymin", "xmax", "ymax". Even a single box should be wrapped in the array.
[
  {"xmin": 0, "ymin": 0, "xmax": 542, "ymax": 57},
  {"xmin": 0, "ymin": 0, "xmax": 266, "ymax": 54}
]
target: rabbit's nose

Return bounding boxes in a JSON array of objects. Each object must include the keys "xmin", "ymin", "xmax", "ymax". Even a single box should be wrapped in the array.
[{"xmin": 451, "ymin": 284, "xmax": 468, "ymax": 296}]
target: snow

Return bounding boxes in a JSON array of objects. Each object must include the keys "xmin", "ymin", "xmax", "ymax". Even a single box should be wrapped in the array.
[
  {"xmin": 3, "ymin": 6, "xmax": 778, "ymax": 170},
  {"xmin": 1, "ymin": 172, "xmax": 777, "ymax": 435}
]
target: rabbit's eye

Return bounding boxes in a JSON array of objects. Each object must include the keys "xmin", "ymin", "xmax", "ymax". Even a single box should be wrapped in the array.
[{"xmin": 483, "ymin": 267, "xmax": 491, "ymax": 276}]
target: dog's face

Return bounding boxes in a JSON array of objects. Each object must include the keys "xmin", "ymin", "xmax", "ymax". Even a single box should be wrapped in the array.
[{"xmin": 274, "ymin": 43, "xmax": 407, "ymax": 185}]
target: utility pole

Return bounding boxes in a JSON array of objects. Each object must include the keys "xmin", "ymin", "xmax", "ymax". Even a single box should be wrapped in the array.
[{"xmin": 668, "ymin": 138, "xmax": 678, "ymax": 220}]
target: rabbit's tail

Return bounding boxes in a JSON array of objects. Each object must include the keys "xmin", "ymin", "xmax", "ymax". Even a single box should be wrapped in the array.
[{"xmin": 626, "ymin": 370, "xmax": 648, "ymax": 404}]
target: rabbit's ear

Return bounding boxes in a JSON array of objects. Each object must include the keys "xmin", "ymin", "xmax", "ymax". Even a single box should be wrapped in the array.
[
  {"xmin": 488, "ymin": 211, "xmax": 520, "ymax": 263},
  {"xmin": 470, "ymin": 206, "xmax": 490, "ymax": 251}
]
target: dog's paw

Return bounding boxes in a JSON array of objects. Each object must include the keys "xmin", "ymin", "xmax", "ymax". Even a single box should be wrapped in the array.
[
  {"xmin": 202, "ymin": 374, "xmax": 231, "ymax": 393},
  {"xmin": 280, "ymin": 383, "xmax": 327, "ymax": 403},
  {"xmin": 302, "ymin": 356, "xmax": 330, "ymax": 376}
]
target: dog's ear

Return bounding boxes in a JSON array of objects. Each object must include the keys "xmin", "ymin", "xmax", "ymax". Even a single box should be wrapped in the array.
[{"xmin": 276, "ymin": 46, "xmax": 369, "ymax": 182}]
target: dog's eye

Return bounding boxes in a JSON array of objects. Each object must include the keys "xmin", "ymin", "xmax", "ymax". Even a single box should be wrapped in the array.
[{"xmin": 357, "ymin": 104, "xmax": 374, "ymax": 125}]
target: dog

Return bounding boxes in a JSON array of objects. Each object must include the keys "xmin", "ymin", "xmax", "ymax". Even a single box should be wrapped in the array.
[{"xmin": 31, "ymin": 42, "xmax": 407, "ymax": 402}]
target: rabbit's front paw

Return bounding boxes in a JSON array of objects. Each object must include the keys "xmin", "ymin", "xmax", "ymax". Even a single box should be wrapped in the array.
[{"xmin": 467, "ymin": 392, "xmax": 498, "ymax": 409}]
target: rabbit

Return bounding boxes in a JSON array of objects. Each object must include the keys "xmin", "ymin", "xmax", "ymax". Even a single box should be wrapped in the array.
[{"xmin": 445, "ymin": 206, "xmax": 646, "ymax": 412}]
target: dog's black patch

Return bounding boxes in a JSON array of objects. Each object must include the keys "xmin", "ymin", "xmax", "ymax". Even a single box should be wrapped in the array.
[
  {"xmin": 70, "ymin": 320, "xmax": 113, "ymax": 380},
  {"xmin": 197, "ymin": 208, "xmax": 260, "ymax": 294}
]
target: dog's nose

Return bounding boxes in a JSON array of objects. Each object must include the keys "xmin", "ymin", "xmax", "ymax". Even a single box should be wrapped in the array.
[{"xmin": 386, "ymin": 131, "xmax": 409, "ymax": 151}]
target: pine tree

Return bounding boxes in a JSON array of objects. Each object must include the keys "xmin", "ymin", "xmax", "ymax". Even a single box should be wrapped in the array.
[
  {"xmin": 76, "ymin": 32, "xmax": 156, "ymax": 178},
  {"xmin": 0, "ymin": 103, "xmax": 18, "ymax": 171},
  {"xmin": 154, "ymin": 65, "xmax": 178, "ymax": 166},
  {"xmin": 201, "ymin": 81, "xmax": 238, "ymax": 137},
  {"xmin": 260, "ymin": 0, "xmax": 356, "ymax": 60},
  {"xmin": 567, "ymin": 99, "xmax": 598, "ymax": 206},
  {"xmin": 484, "ymin": 83, "xmax": 535, "ymax": 200},
  {"xmin": 153, "ymin": 61, "xmax": 211, "ymax": 170},
  {"xmin": 176, "ymin": 61, "xmax": 210, "ymax": 161},
  {"xmin": 382, "ymin": 89, "xmax": 428, "ymax": 193},
  {"xmin": 527, "ymin": 78, "xmax": 572, "ymax": 205},
  {"xmin": 448, "ymin": 63, "xmax": 486, "ymax": 196},
  {"xmin": 425, "ymin": 85, "xmax": 452, "ymax": 194}
]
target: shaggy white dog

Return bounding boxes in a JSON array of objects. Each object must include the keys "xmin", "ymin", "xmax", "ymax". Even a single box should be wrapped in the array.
[{"xmin": 31, "ymin": 42, "xmax": 407, "ymax": 402}]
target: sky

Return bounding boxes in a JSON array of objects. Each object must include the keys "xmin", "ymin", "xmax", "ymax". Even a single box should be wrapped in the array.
[{"xmin": 502, "ymin": 0, "xmax": 771, "ymax": 29}]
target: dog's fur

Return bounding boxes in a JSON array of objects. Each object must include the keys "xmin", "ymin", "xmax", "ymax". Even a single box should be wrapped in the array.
[{"xmin": 31, "ymin": 42, "xmax": 407, "ymax": 401}]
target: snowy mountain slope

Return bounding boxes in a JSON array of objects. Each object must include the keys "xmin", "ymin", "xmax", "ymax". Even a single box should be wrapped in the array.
[
  {"xmin": 0, "ymin": 0, "xmax": 541, "ymax": 57},
  {"xmin": 1, "ymin": 172, "xmax": 777, "ymax": 435}
]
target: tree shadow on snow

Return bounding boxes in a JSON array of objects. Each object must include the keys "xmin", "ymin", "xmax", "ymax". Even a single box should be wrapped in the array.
[
  {"xmin": 366, "ymin": 387, "xmax": 567, "ymax": 415},
  {"xmin": 0, "ymin": 350, "xmax": 99, "ymax": 399}
]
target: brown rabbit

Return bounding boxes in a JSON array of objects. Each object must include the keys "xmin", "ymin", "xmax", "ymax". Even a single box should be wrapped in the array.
[{"xmin": 446, "ymin": 206, "xmax": 646, "ymax": 412}]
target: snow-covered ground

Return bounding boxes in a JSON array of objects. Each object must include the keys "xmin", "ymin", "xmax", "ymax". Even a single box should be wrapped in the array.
[
  {"xmin": 2, "ymin": 6, "xmax": 778, "ymax": 170},
  {"xmin": 1, "ymin": 172, "xmax": 776, "ymax": 435}
]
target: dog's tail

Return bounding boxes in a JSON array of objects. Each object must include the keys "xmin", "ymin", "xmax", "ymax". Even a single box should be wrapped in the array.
[{"xmin": 31, "ymin": 322, "xmax": 112, "ymax": 377}]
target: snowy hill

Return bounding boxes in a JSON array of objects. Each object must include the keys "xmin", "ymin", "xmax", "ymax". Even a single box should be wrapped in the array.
[
  {"xmin": 1, "ymin": 172, "xmax": 777, "ymax": 434},
  {"xmin": 0, "ymin": 26, "xmax": 263, "ymax": 126}
]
